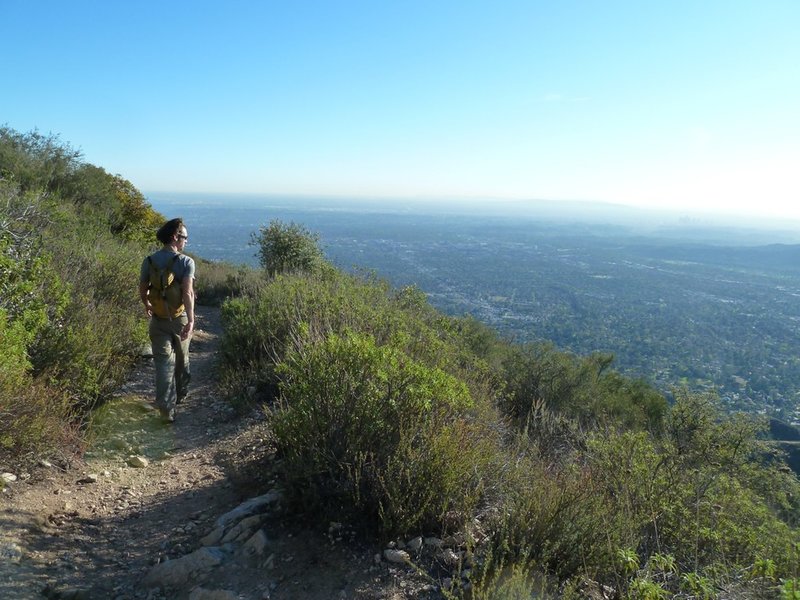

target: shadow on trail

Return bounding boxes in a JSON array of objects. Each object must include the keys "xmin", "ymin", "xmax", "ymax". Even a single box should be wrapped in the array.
[{"xmin": 0, "ymin": 475, "xmax": 242, "ymax": 599}]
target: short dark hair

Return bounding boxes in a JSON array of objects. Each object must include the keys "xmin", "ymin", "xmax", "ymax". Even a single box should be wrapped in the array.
[{"xmin": 156, "ymin": 218, "xmax": 185, "ymax": 245}]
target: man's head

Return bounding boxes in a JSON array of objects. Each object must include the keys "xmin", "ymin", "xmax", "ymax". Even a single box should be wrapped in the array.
[{"xmin": 156, "ymin": 218, "xmax": 188, "ymax": 248}]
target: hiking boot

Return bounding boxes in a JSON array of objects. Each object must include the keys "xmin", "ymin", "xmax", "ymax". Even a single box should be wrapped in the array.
[
  {"xmin": 176, "ymin": 393, "xmax": 187, "ymax": 405},
  {"xmin": 159, "ymin": 407, "xmax": 176, "ymax": 423}
]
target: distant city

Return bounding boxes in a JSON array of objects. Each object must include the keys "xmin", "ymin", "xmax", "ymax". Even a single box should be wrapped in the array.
[{"xmin": 150, "ymin": 193, "xmax": 800, "ymax": 424}]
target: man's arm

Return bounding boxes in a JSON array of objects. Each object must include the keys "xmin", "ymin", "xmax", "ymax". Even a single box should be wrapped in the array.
[
  {"xmin": 180, "ymin": 275, "xmax": 195, "ymax": 341},
  {"xmin": 139, "ymin": 281, "xmax": 153, "ymax": 317}
]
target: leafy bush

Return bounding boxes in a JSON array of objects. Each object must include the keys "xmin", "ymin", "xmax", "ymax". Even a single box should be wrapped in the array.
[
  {"xmin": 0, "ymin": 181, "xmax": 74, "ymax": 459},
  {"xmin": 0, "ymin": 375, "xmax": 79, "ymax": 460},
  {"xmin": 500, "ymin": 341, "xmax": 667, "ymax": 433},
  {"xmin": 585, "ymin": 393, "xmax": 800, "ymax": 590},
  {"xmin": 479, "ymin": 451, "xmax": 618, "ymax": 580},
  {"xmin": 219, "ymin": 269, "xmax": 494, "ymax": 407},
  {"xmin": 0, "ymin": 127, "xmax": 80, "ymax": 194},
  {"xmin": 250, "ymin": 219, "xmax": 328, "ymax": 277},
  {"xmin": 0, "ymin": 127, "xmax": 162, "ymax": 463},
  {"xmin": 193, "ymin": 257, "xmax": 262, "ymax": 306},
  {"xmin": 273, "ymin": 331, "xmax": 492, "ymax": 534},
  {"xmin": 27, "ymin": 209, "xmax": 149, "ymax": 407}
]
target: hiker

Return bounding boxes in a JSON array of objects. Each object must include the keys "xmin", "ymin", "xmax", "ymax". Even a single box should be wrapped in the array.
[{"xmin": 138, "ymin": 218, "xmax": 195, "ymax": 423}]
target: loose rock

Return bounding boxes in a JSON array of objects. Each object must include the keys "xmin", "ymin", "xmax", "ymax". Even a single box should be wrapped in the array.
[
  {"xmin": 214, "ymin": 489, "xmax": 282, "ymax": 529},
  {"xmin": 188, "ymin": 588, "xmax": 238, "ymax": 600},
  {"xmin": 240, "ymin": 529, "xmax": 269, "ymax": 556},
  {"xmin": 384, "ymin": 549, "xmax": 410, "ymax": 564},
  {"xmin": 142, "ymin": 547, "xmax": 226, "ymax": 587},
  {"xmin": 200, "ymin": 526, "xmax": 225, "ymax": 547},
  {"xmin": 407, "ymin": 536, "xmax": 423, "ymax": 552},
  {"xmin": 128, "ymin": 456, "xmax": 149, "ymax": 469},
  {"xmin": 424, "ymin": 536, "xmax": 443, "ymax": 548}
]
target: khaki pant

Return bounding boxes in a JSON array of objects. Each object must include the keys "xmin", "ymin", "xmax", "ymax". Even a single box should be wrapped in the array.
[{"xmin": 149, "ymin": 315, "xmax": 191, "ymax": 412}]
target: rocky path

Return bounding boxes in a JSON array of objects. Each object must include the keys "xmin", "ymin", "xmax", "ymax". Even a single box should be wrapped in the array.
[{"xmin": 0, "ymin": 307, "xmax": 436, "ymax": 600}]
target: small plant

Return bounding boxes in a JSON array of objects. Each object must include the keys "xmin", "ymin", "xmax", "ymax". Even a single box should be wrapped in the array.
[
  {"xmin": 681, "ymin": 572, "xmax": 716, "ymax": 600},
  {"xmin": 628, "ymin": 577, "xmax": 669, "ymax": 600},
  {"xmin": 749, "ymin": 556, "xmax": 777, "ymax": 581},
  {"xmin": 646, "ymin": 553, "xmax": 677, "ymax": 576},
  {"xmin": 781, "ymin": 578, "xmax": 800, "ymax": 600},
  {"xmin": 617, "ymin": 548, "xmax": 640, "ymax": 577}
]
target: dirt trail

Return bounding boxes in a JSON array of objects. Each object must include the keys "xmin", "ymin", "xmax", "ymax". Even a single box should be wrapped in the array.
[{"xmin": 0, "ymin": 307, "xmax": 431, "ymax": 600}]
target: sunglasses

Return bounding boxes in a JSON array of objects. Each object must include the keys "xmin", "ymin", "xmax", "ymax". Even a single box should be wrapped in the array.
[{"xmin": 177, "ymin": 234, "xmax": 188, "ymax": 240}]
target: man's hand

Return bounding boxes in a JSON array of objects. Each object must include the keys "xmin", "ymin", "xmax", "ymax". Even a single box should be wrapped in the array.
[
  {"xmin": 143, "ymin": 301, "xmax": 153, "ymax": 318},
  {"xmin": 181, "ymin": 320, "xmax": 194, "ymax": 341}
]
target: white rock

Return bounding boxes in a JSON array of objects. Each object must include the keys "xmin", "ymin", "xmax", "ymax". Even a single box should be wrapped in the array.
[
  {"xmin": 142, "ymin": 547, "xmax": 226, "ymax": 587},
  {"xmin": 188, "ymin": 588, "xmax": 238, "ymax": 600},
  {"xmin": 384, "ymin": 549, "xmax": 410, "ymax": 564},
  {"xmin": 39, "ymin": 460, "xmax": 53, "ymax": 468},
  {"xmin": 439, "ymin": 548, "xmax": 462, "ymax": 566},
  {"xmin": 424, "ymin": 536, "xmax": 443, "ymax": 548},
  {"xmin": 407, "ymin": 536, "xmax": 423, "ymax": 551},
  {"xmin": 1, "ymin": 473, "xmax": 17, "ymax": 483},
  {"xmin": 214, "ymin": 489, "xmax": 282, "ymax": 529},
  {"xmin": 128, "ymin": 456, "xmax": 149, "ymax": 468},
  {"xmin": 240, "ymin": 529, "xmax": 269, "ymax": 556},
  {"xmin": 221, "ymin": 514, "xmax": 264, "ymax": 544},
  {"xmin": 200, "ymin": 526, "xmax": 225, "ymax": 547}
]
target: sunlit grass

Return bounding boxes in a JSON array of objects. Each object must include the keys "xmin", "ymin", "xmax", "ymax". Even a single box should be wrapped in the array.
[{"xmin": 86, "ymin": 395, "xmax": 175, "ymax": 461}]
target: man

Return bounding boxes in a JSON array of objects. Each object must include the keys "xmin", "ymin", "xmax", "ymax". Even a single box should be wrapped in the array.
[{"xmin": 139, "ymin": 218, "xmax": 195, "ymax": 423}]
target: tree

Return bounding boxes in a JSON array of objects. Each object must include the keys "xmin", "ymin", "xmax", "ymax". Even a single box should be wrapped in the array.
[{"xmin": 249, "ymin": 219, "xmax": 325, "ymax": 277}]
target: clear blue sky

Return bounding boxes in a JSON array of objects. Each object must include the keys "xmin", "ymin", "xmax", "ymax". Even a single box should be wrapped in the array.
[{"xmin": 3, "ymin": 1, "xmax": 799, "ymax": 219}]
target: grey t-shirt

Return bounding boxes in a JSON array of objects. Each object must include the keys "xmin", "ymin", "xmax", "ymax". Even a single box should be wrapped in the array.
[{"xmin": 140, "ymin": 249, "xmax": 196, "ymax": 314}]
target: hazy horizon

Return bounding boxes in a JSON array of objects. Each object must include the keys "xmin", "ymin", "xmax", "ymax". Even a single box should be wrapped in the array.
[{"xmin": 147, "ymin": 191, "xmax": 800, "ymax": 246}]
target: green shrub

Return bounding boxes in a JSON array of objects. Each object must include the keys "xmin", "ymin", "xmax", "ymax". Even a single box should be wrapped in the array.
[
  {"xmin": 782, "ymin": 578, "xmax": 800, "ymax": 600},
  {"xmin": 250, "ymin": 219, "xmax": 328, "ymax": 277},
  {"xmin": 193, "ymin": 257, "xmax": 262, "ymax": 306},
  {"xmin": 500, "ymin": 342, "xmax": 667, "ymax": 433},
  {"xmin": 25, "ymin": 213, "xmax": 148, "ymax": 407},
  {"xmin": 0, "ymin": 127, "xmax": 80, "ymax": 194},
  {"xmin": 273, "ymin": 331, "xmax": 490, "ymax": 534},
  {"xmin": 0, "ymin": 375, "xmax": 79, "ymax": 460},
  {"xmin": 480, "ymin": 451, "xmax": 618, "ymax": 580},
  {"xmin": 219, "ymin": 270, "xmax": 494, "ymax": 407},
  {"xmin": 0, "ymin": 127, "xmax": 161, "ymax": 462},
  {"xmin": 585, "ymin": 393, "xmax": 800, "ymax": 583}
]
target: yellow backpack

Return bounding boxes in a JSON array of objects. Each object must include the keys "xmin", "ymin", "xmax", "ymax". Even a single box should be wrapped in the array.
[{"xmin": 147, "ymin": 254, "xmax": 184, "ymax": 319}]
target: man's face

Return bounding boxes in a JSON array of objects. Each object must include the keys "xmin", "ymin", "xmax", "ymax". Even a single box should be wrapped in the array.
[{"xmin": 175, "ymin": 226, "xmax": 188, "ymax": 250}]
